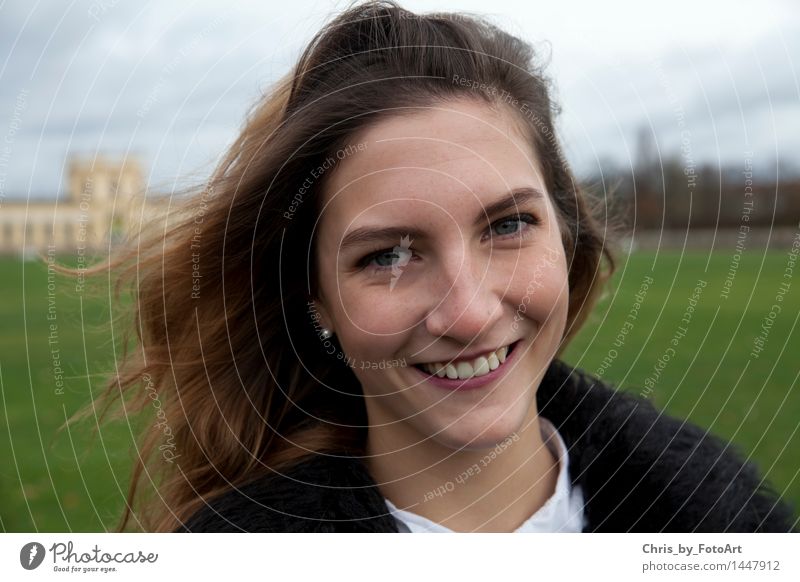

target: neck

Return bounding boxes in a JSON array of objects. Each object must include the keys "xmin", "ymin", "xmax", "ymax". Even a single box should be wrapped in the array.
[{"xmin": 365, "ymin": 403, "xmax": 559, "ymax": 532}]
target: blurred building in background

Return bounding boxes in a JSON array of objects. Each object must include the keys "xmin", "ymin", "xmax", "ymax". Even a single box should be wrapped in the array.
[{"xmin": 0, "ymin": 155, "xmax": 170, "ymax": 257}]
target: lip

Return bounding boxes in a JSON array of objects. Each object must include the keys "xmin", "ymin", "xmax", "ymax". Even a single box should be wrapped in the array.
[{"xmin": 411, "ymin": 340, "xmax": 521, "ymax": 391}]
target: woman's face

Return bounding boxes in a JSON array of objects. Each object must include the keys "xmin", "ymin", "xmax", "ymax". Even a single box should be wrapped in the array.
[{"xmin": 312, "ymin": 97, "xmax": 570, "ymax": 450}]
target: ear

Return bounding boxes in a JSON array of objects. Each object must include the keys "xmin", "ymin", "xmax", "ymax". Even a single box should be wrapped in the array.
[{"xmin": 310, "ymin": 297, "xmax": 335, "ymax": 334}]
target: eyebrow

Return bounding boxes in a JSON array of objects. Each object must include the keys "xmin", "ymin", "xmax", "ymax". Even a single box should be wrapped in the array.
[{"xmin": 339, "ymin": 187, "xmax": 545, "ymax": 252}]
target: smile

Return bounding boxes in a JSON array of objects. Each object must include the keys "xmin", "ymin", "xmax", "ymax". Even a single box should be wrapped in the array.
[
  {"xmin": 416, "ymin": 343, "xmax": 512, "ymax": 379},
  {"xmin": 412, "ymin": 340, "xmax": 521, "ymax": 389}
]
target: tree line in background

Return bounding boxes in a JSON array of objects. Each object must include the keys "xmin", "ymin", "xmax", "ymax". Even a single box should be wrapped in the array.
[{"xmin": 583, "ymin": 127, "xmax": 800, "ymax": 232}]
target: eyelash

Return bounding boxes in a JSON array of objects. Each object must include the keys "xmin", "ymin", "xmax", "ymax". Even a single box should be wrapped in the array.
[{"xmin": 357, "ymin": 213, "xmax": 540, "ymax": 273}]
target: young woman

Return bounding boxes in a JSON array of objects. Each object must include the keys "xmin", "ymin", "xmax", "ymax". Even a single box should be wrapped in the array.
[{"xmin": 96, "ymin": 0, "xmax": 795, "ymax": 532}]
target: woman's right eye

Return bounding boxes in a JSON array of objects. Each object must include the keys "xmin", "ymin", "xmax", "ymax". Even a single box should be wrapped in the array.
[{"xmin": 358, "ymin": 247, "xmax": 415, "ymax": 272}]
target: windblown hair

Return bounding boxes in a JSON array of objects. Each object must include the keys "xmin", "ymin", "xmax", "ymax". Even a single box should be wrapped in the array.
[{"xmin": 78, "ymin": 0, "xmax": 616, "ymax": 531}]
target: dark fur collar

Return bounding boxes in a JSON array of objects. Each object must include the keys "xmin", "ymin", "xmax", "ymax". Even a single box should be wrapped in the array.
[{"xmin": 178, "ymin": 359, "xmax": 796, "ymax": 532}]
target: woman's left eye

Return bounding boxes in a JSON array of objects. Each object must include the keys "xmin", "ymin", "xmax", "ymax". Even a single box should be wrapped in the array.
[
  {"xmin": 357, "ymin": 213, "xmax": 539, "ymax": 273},
  {"xmin": 488, "ymin": 213, "xmax": 538, "ymax": 239}
]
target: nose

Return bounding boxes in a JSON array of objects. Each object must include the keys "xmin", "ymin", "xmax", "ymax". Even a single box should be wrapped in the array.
[{"xmin": 424, "ymin": 243, "xmax": 503, "ymax": 345}]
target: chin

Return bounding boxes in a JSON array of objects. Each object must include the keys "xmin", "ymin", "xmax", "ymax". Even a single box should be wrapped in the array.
[{"xmin": 430, "ymin": 412, "xmax": 525, "ymax": 451}]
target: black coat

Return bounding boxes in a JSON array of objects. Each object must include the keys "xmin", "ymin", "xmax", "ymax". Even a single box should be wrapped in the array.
[{"xmin": 177, "ymin": 359, "xmax": 797, "ymax": 532}]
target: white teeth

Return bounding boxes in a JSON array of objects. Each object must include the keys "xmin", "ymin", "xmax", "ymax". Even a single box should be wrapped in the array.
[
  {"xmin": 455, "ymin": 361, "xmax": 473, "ymax": 378},
  {"xmin": 473, "ymin": 356, "xmax": 490, "ymax": 377},
  {"xmin": 420, "ymin": 344, "xmax": 512, "ymax": 380}
]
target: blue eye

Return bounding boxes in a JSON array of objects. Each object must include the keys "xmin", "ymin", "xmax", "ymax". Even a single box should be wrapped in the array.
[
  {"xmin": 490, "ymin": 213, "xmax": 538, "ymax": 238},
  {"xmin": 358, "ymin": 213, "xmax": 539, "ymax": 272},
  {"xmin": 360, "ymin": 247, "xmax": 414, "ymax": 271}
]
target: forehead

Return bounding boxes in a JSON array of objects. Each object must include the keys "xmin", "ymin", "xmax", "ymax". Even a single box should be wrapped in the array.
[{"xmin": 319, "ymin": 99, "xmax": 549, "ymax": 234}]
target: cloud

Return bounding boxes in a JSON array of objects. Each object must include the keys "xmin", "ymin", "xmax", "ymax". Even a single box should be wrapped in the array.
[{"xmin": 1, "ymin": 0, "xmax": 798, "ymax": 199}]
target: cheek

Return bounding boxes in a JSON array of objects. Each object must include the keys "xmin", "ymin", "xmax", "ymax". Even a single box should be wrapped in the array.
[
  {"xmin": 330, "ymin": 283, "xmax": 417, "ymax": 363},
  {"xmin": 506, "ymin": 246, "xmax": 570, "ymax": 321},
  {"xmin": 337, "ymin": 281, "xmax": 420, "ymax": 335}
]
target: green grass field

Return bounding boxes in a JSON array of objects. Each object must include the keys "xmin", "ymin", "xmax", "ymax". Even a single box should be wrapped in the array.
[{"xmin": 1, "ymin": 250, "xmax": 798, "ymax": 531}]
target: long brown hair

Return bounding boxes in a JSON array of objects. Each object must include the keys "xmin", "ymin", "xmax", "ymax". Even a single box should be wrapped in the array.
[{"xmin": 73, "ymin": 0, "xmax": 615, "ymax": 532}]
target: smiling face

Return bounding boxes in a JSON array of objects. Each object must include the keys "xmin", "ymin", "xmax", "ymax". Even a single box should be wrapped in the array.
[{"xmin": 312, "ymin": 97, "xmax": 570, "ymax": 451}]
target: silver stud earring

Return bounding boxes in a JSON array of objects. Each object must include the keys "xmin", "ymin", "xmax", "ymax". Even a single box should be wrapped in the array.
[{"xmin": 321, "ymin": 328, "xmax": 333, "ymax": 339}]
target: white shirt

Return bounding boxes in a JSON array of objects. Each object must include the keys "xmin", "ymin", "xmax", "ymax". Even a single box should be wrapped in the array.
[{"xmin": 383, "ymin": 417, "xmax": 587, "ymax": 532}]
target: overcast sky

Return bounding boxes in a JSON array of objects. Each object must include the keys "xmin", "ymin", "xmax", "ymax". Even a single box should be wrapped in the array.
[{"xmin": 1, "ymin": 0, "xmax": 798, "ymax": 200}]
